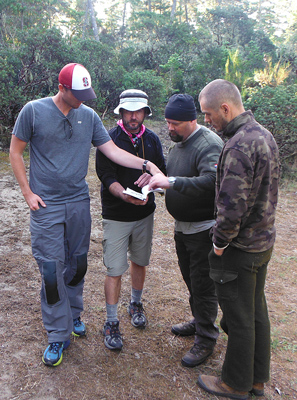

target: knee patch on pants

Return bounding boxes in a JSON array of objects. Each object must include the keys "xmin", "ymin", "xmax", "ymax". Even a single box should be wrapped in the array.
[
  {"xmin": 43, "ymin": 261, "xmax": 60, "ymax": 305},
  {"xmin": 68, "ymin": 253, "xmax": 87, "ymax": 286}
]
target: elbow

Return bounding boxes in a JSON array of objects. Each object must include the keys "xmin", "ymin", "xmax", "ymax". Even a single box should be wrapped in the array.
[{"xmin": 9, "ymin": 148, "xmax": 16, "ymax": 164}]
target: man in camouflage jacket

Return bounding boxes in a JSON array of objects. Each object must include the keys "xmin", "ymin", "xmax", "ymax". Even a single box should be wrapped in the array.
[{"xmin": 196, "ymin": 79, "xmax": 280, "ymax": 400}]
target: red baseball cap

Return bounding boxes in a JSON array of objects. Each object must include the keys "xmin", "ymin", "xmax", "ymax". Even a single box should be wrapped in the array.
[{"xmin": 59, "ymin": 63, "xmax": 97, "ymax": 101}]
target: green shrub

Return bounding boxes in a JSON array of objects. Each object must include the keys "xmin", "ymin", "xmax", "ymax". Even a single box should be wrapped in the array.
[{"xmin": 244, "ymin": 84, "xmax": 297, "ymax": 177}]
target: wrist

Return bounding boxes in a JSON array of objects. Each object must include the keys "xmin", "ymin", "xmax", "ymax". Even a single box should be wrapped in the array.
[
  {"xmin": 142, "ymin": 160, "xmax": 149, "ymax": 173},
  {"xmin": 145, "ymin": 160, "xmax": 158, "ymax": 175},
  {"xmin": 22, "ymin": 187, "xmax": 33, "ymax": 197},
  {"xmin": 213, "ymin": 243, "xmax": 229, "ymax": 250},
  {"xmin": 168, "ymin": 176, "xmax": 176, "ymax": 188}
]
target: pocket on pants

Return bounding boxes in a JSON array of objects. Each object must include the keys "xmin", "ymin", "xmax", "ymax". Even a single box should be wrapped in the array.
[
  {"xmin": 209, "ymin": 248, "xmax": 239, "ymax": 301},
  {"xmin": 210, "ymin": 268, "xmax": 238, "ymax": 301}
]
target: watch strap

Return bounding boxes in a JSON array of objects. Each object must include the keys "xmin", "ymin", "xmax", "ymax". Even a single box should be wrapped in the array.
[{"xmin": 142, "ymin": 160, "xmax": 149, "ymax": 173}]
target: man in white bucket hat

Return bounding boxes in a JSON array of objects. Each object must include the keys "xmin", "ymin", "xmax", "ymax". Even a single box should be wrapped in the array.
[
  {"xmin": 10, "ymin": 66, "xmax": 163, "ymax": 367},
  {"xmin": 113, "ymin": 89, "xmax": 152, "ymax": 115},
  {"xmin": 96, "ymin": 89, "xmax": 166, "ymax": 350}
]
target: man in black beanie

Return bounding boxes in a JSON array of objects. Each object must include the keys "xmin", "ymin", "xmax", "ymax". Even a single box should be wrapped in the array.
[{"xmin": 149, "ymin": 94, "xmax": 223, "ymax": 367}]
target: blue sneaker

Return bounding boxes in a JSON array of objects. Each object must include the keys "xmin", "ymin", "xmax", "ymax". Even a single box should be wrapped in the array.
[
  {"xmin": 128, "ymin": 302, "xmax": 147, "ymax": 328},
  {"xmin": 103, "ymin": 321, "xmax": 123, "ymax": 350},
  {"xmin": 42, "ymin": 339, "xmax": 70, "ymax": 367},
  {"xmin": 72, "ymin": 317, "xmax": 86, "ymax": 337}
]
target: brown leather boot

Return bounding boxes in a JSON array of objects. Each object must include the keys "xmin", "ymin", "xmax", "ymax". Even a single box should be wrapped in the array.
[
  {"xmin": 171, "ymin": 320, "xmax": 196, "ymax": 336},
  {"xmin": 250, "ymin": 382, "xmax": 264, "ymax": 396},
  {"xmin": 197, "ymin": 375, "xmax": 248, "ymax": 400}
]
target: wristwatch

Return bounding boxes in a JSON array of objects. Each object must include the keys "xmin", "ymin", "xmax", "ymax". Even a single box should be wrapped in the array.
[
  {"xmin": 142, "ymin": 160, "xmax": 149, "ymax": 173},
  {"xmin": 168, "ymin": 177, "xmax": 176, "ymax": 188}
]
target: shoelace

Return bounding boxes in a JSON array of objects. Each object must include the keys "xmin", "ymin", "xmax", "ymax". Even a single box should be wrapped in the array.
[
  {"xmin": 110, "ymin": 323, "xmax": 121, "ymax": 335},
  {"xmin": 191, "ymin": 343, "xmax": 207, "ymax": 354},
  {"xmin": 132, "ymin": 303, "xmax": 144, "ymax": 315},
  {"xmin": 49, "ymin": 342, "xmax": 62, "ymax": 353},
  {"xmin": 73, "ymin": 317, "xmax": 81, "ymax": 327}
]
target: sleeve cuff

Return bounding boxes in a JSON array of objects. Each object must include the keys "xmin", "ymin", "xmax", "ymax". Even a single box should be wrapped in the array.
[{"xmin": 213, "ymin": 243, "xmax": 229, "ymax": 250}]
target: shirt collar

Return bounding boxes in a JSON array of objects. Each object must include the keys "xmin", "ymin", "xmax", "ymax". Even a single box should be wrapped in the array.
[{"xmin": 117, "ymin": 119, "xmax": 146, "ymax": 140}]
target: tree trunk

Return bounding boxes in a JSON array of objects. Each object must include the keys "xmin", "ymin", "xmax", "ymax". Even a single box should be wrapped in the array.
[
  {"xmin": 171, "ymin": 0, "xmax": 177, "ymax": 19},
  {"xmin": 82, "ymin": 1, "xmax": 88, "ymax": 40},
  {"xmin": 87, "ymin": 0, "xmax": 99, "ymax": 41},
  {"xmin": 21, "ymin": 0, "xmax": 24, "ymax": 30},
  {"xmin": 122, "ymin": 0, "xmax": 126, "ymax": 27},
  {"xmin": 184, "ymin": 0, "xmax": 188, "ymax": 23},
  {"xmin": 120, "ymin": 0, "xmax": 126, "ymax": 49}
]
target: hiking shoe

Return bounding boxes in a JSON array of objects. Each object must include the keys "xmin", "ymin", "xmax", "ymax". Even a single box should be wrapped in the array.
[
  {"xmin": 128, "ymin": 301, "xmax": 147, "ymax": 328},
  {"xmin": 42, "ymin": 339, "xmax": 70, "ymax": 367},
  {"xmin": 72, "ymin": 317, "xmax": 86, "ymax": 337},
  {"xmin": 182, "ymin": 343, "xmax": 213, "ymax": 367},
  {"xmin": 171, "ymin": 320, "xmax": 196, "ymax": 336},
  {"xmin": 249, "ymin": 383, "xmax": 265, "ymax": 397},
  {"xmin": 103, "ymin": 321, "xmax": 123, "ymax": 350},
  {"xmin": 197, "ymin": 375, "xmax": 248, "ymax": 399}
]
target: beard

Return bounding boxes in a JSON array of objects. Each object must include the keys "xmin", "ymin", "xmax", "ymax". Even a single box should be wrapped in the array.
[
  {"xmin": 123, "ymin": 120, "xmax": 142, "ymax": 133},
  {"xmin": 169, "ymin": 132, "xmax": 183, "ymax": 143}
]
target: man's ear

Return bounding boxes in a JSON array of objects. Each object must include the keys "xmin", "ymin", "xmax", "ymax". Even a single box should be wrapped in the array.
[{"xmin": 220, "ymin": 103, "xmax": 230, "ymax": 115}]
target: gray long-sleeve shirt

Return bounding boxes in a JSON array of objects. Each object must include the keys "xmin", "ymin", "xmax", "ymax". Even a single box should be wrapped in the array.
[{"xmin": 165, "ymin": 126, "xmax": 223, "ymax": 223}]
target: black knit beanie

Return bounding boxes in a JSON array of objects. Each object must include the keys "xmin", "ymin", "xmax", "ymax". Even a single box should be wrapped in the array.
[{"xmin": 165, "ymin": 94, "xmax": 197, "ymax": 121}]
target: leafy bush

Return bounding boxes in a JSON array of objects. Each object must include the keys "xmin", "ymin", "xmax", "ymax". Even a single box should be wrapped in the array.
[
  {"xmin": 118, "ymin": 69, "xmax": 167, "ymax": 117},
  {"xmin": 244, "ymin": 84, "xmax": 297, "ymax": 176},
  {"xmin": 0, "ymin": 27, "xmax": 71, "ymax": 148}
]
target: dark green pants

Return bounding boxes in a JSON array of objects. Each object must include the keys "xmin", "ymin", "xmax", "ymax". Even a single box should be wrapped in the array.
[
  {"xmin": 208, "ymin": 246, "xmax": 273, "ymax": 391},
  {"xmin": 175, "ymin": 229, "xmax": 219, "ymax": 348}
]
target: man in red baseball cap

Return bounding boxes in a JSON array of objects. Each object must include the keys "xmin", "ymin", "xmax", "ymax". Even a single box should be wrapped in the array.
[
  {"xmin": 9, "ymin": 63, "xmax": 163, "ymax": 367},
  {"xmin": 58, "ymin": 63, "xmax": 97, "ymax": 101}
]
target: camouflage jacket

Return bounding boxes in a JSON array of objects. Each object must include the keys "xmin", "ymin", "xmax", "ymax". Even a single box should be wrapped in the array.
[{"xmin": 212, "ymin": 111, "xmax": 280, "ymax": 252}]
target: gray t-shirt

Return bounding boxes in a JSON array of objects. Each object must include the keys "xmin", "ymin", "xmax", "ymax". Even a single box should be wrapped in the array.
[{"xmin": 12, "ymin": 97, "xmax": 111, "ymax": 204}]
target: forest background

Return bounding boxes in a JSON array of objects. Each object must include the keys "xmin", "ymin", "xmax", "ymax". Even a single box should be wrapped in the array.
[{"xmin": 0, "ymin": 0, "xmax": 297, "ymax": 175}]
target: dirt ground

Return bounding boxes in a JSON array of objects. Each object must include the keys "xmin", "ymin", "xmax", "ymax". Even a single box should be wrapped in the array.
[{"xmin": 1, "ymin": 121, "xmax": 297, "ymax": 400}]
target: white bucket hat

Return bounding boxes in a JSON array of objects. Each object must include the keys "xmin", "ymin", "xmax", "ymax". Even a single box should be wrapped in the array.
[{"xmin": 114, "ymin": 89, "xmax": 152, "ymax": 115}]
